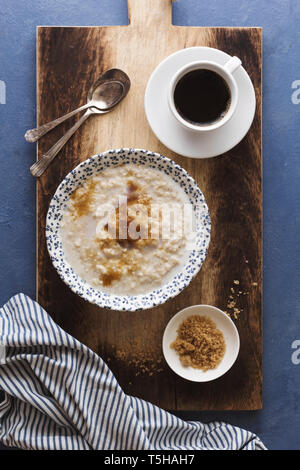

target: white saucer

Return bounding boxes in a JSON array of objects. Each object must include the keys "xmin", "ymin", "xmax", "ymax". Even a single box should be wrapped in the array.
[{"xmin": 144, "ymin": 47, "xmax": 256, "ymax": 158}]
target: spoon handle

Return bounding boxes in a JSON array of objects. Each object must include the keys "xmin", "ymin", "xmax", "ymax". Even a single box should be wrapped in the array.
[
  {"xmin": 30, "ymin": 110, "xmax": 91, "ymax": 177},
  {"xmin": 25, "ymin": 102, "xmax": 91, "ymax": 142}
]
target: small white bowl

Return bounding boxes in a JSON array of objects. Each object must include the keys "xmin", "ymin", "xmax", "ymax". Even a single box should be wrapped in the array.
[{"xmin": 162, "ymin": 305, "xmax": 240, "ymax": 382}]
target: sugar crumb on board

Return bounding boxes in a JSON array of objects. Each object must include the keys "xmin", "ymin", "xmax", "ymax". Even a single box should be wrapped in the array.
[
  {"xmin": 113, "ymin": 347, "xmax": 164, "ymax": 377},
  {"xmin": 224, "ymin": 277, "xmax": 259, "ymax": 320}
]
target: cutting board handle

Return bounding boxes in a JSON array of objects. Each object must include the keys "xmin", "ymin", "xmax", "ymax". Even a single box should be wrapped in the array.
[{"xmin": 128, "ymin": 0, "xmax": 173, "ymax": 28}]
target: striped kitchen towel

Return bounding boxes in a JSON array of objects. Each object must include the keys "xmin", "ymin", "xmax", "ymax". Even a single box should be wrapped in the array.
[{"xmin": 0, "ymin": 294, "xmax": 266, "ymax": 450}]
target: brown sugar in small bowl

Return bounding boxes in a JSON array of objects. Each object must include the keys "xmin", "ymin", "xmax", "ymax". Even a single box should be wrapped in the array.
[{"xmin": 162, "ymin": 305, "xmax": 240, "ymax": 382}]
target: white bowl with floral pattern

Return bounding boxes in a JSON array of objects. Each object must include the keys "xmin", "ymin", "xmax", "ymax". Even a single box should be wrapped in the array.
[{"xmin": 46, "ymin": 148, "xmax": 211, "ymax": 311}]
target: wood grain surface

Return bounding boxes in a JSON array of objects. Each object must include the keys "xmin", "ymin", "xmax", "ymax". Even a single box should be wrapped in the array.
[{"xmin": 36, "ymin": 0, "xmax": 262, "ymax": 410}]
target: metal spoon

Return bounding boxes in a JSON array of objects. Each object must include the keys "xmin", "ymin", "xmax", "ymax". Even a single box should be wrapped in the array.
[
  {"xmin": 29, "ymin": 69, "xmax": 130, "ymax": 177},
  {"xmin": 25, "ymin": 69, "xmax": 130, "ymax": 142}
]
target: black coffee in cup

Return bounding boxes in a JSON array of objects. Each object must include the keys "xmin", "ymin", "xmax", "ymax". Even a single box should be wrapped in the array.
[{"xmin": 174, "ymin": 69, "xmax": 231, "ymax": 125}]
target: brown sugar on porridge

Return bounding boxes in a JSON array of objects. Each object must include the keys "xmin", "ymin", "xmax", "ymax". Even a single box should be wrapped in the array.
[{"xmin": 60, "ymin": 164, "xmax": 193, "ymax": 295}]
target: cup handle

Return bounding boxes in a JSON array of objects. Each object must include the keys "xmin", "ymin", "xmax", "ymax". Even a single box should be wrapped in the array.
[{"xmin": 224, "ymin": 56, "xmax": 242, "ymax": 74}]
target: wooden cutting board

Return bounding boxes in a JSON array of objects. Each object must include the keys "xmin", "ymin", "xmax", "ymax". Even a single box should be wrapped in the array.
[{"xmin": 36, "ymin": 0, "xmax": 262, "ymax": 410}]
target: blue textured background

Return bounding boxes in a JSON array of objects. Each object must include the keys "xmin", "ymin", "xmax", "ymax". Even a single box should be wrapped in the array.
[{"xmin": 0, "ymin": 0, "xmax": 300, "ymax": 450}]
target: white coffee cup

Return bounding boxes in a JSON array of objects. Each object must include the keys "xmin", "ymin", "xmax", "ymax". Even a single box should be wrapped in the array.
[{"xmin": 168, "ymin": 56, "xmax": 242, "ymax": 132}]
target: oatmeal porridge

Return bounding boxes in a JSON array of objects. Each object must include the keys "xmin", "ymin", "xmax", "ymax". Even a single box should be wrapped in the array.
[{"xmin": 60, "ymin": 164, "xmax": 193, "ymax": 295}]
